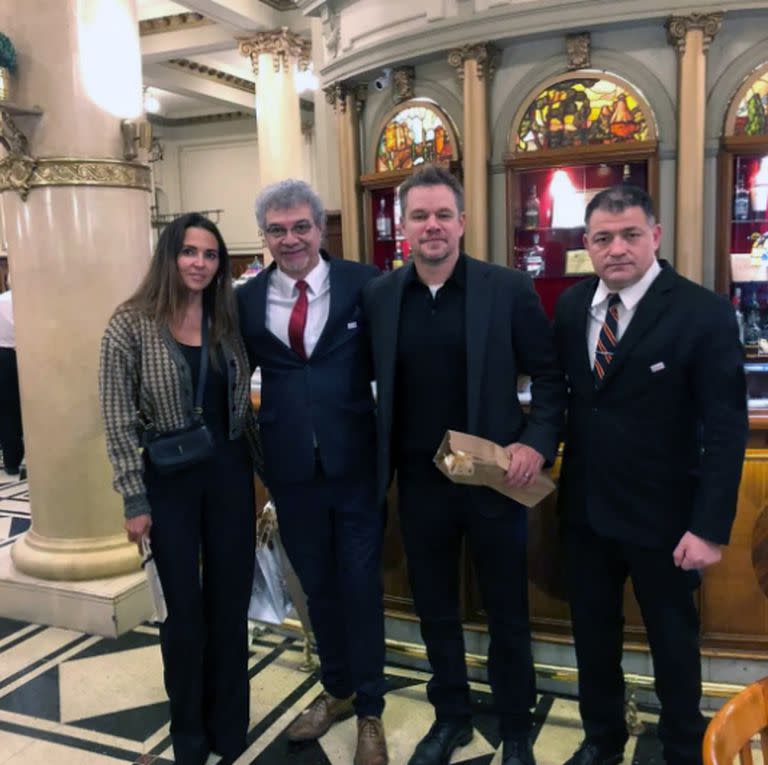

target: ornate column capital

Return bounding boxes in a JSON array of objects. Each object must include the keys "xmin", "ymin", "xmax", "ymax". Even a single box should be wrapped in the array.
[
  {"xmin": 447, "ymin": 43, "xmax": 499, "ymax": 82},
  {"xmin": 237, "ymin": 27, "xmax": 311, "ymax": 76},
  {"xmin": 323, "ymin": 82, "xmax": 348, "ymax": 113},
  {"xmin": 566, "ymin": 32, "xmax": 591, "ymax": 70},
  {"xmin": 323, "ymin": 82, "xmax": 367, "ymax": 114},
  {"xmin": 392, "ymin": 66, "xmax": 415, "ymax": 103},
  {"xmin": 666, "ymin": 13, "xmax": 723, "ymax": 55}
]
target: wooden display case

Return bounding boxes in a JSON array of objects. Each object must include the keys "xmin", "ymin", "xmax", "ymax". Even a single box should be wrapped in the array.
[{"xmin": 505, "ymin": 142, "xmax": 659, "ymax": 317}]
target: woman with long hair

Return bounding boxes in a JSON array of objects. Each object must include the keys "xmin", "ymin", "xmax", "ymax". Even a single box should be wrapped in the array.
[{"xmin": 99, "ymin": 213, "xmax": 262, "ymax": 765}]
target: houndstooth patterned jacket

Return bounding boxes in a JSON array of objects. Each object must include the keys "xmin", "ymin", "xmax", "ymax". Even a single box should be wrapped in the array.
[{"xmin": 99, "ymin": 307, "xmax": 263, "ymax": 519}]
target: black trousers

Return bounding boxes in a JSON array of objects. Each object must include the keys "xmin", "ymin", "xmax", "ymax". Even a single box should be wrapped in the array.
[
  {"xmin": 146, "ymin": 438, "xmax": 255, "ymax": 765},
  {"xmin": 397, "ymin": 463, "xmax": 535, "ymax": 739},
  {"xmin": 0, "ymin": 347, "xmax": 23, "ymax": 473},
  {"xmin": 566, "ymin": 523, "xmax": 706, "ymax": 765},
  {"xmin": 269, "ymin": 469, "xmax": 386, "ymax": 718}
]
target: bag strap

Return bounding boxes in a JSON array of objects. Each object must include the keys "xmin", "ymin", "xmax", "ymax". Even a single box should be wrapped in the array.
[{"xmin": 193, "ymin": 303, "xmax": 209, "ymax": 418}]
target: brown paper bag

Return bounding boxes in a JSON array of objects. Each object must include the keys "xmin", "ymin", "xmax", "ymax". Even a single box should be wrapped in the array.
[{"xmin": 433, "ymin": 430, "xmax": 555, "ymax": 507}]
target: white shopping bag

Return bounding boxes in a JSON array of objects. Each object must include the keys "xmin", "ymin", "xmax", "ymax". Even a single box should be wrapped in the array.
[{"xmin": 141, "ymin": 537, "xmax": 168, "ymax": 623}]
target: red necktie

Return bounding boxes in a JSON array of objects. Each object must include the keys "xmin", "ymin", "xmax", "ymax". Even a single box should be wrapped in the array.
[{"xmin": 288, "ymin": 280, "xmax": 309, "ymax": 359}]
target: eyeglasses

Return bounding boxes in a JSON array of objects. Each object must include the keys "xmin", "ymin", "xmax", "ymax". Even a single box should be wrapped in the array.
[{"xmin": 264, "ymin": 221, "xmax": 315, "ymax": 239}]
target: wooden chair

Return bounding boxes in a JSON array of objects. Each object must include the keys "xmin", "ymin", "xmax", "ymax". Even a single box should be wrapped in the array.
[{"xmin": 703, "ymin": 676, "xmax": 768, "ymax": 765}]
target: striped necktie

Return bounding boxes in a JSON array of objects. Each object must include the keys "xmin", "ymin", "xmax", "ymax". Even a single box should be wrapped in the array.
[
  {"xmin": 593, "ymin": 293, "xmax": 621, "ymax": 382},
  {"xmin": 288, "ymin": 280, "xmax": 309, "ymax": 359}
]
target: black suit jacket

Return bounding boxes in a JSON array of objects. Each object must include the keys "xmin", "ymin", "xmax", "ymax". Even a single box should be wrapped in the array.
[
  {"xmin": 363, "ymin": 255, "xmax": 566, "ymax": 512},
  {"xmin": 554, "ymin": 260, "xmax": 748, "ymax": 548},
  {"xmin": 237, "ymin": 253, "xmax": 379, "ymax": 485}
]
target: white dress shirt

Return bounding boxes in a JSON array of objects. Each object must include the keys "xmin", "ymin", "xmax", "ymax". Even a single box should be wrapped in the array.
[
  {"xmin": 587, "ymin": 259, "xmax": 661, "ymax": 368},
  {"xmin": 0, "ymin": 291, "xmax": 15, "ymax": 349},
  {"xmin": 266, "ymin": 258, "xmax": 331, "ymax": 358}
]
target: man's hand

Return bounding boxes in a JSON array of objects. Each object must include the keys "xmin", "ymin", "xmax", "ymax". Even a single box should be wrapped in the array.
[
  {"xmin": 504, "ymin": 443, "xmax": 544, "ymax": 488},
  {"xmin": 124, "ymin": 514, "xmax": 152, "ymax": 549},
  {"xmin": 672, "ymin": 531, "xmax": 722, "ymax": 570}
]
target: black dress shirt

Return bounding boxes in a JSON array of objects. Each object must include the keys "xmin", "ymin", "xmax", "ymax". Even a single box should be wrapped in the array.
[{"xmin": 393, "ymin": 255, "xmax": 468, "ymax": 469}]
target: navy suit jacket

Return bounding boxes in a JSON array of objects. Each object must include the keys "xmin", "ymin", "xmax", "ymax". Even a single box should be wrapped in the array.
[
  {"xmin": 554, "ymin": 260, "xmax": 748, "ymax": 548},
  {"xmin": 237, "ymin": 253, "xmax": 379, "ymax": 485},
  {"xmin": 363, "ymin": 255, "xmax": 566, "ymax": 513}
]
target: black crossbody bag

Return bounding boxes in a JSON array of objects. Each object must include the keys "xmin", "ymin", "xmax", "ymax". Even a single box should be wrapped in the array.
[{"xmin": 141, "ymin": 308, "xmax": 215, "ymax": 474}]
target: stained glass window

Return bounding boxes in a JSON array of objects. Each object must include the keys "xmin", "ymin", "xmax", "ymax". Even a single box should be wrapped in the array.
[
  {"xmin": 515, "ymin": 77, "xmax": 652, "ymax": 152},
  {"xmin": 733, "ymin": 72, "xmax": 768, "ymax": 136},
  {"xmin": 375, "ymin": 103, "xmax": 456, "ymax": 172}
]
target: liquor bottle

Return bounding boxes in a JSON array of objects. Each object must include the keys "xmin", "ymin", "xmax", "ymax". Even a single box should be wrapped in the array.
[
  {"xmin": 392, "ymin": 241, "xmax": 404, "ymax": 269},
  {"xmin": 375, "ymin": 198, "xmax": 393, "ymax": 241},
  {"xmin": 523, "ymin": 233, "xmax": 545, "ymax": 278},
  {"xmin": 622, "ymin": 164, "xmax": 631, "ymax": 184},
  {"xmin": 744, "ymin": 287, "xmax": 761, "ymax": 348},
  {"xmin": 524, "ymin": 185, "xmax": 540, "ymax": 229},
  {"xmin": 734, "ymin": 172, "xmax": 750, "ymax": 221},
  {"xmin": 732, "ymin": 287, "xmax": 745, "ymax": 345}
]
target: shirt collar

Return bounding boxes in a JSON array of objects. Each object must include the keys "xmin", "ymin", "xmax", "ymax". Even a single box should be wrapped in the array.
[
  {"xmin": 406, "ymin": 252, "xmax": 466, "ymax": 290},
  {"xmin": 591, "ymin": 258, "xmax": 661, "ymax": 311},
  {"xmin": 271, "ymin": 255, "xmax": 330, "ymax": 298}
]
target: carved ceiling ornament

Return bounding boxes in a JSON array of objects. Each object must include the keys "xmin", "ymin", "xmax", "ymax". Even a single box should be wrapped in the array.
[
  {"xmin": 392, "ymin": 67, "xmax": 415, "ymax": 103},
  {"xmin": 447, "ymin": 43, "xmax": 499, "ymax": 82},
  {"xmin": 321, "ymin": 8, "xmax": 341, "ymax": 61},
  {"xmin": 566, "ymin": 32, "xmax": 591, "ymax": 70},
  {"xmin": 238, "ymin": 28, "xmax": 311, "ymax": 76},
  {"xmin": 168, "ymin": 59, "xmax": 255, "ymax": 94},
  {"xmin": 138, "ymin": 13, "xmax": 211, "ymax": 36},
  {"xmin": 666, "ymin": 12, "xmax": 723, "ymax": 55}
]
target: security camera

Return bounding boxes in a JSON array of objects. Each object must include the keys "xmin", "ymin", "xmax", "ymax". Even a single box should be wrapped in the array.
[{"xmin": 373, "ymin": 68, "xmax": 392, "ymax": 92}]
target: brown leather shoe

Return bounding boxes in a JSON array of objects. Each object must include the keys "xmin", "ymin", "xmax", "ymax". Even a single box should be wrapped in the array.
[
  {"xmin": 354, "ymin": 716, "xmax": 388, "ymax": 765},
  {"xmin": 285, "ymin": 691, "xmax": 355, "ymax": 741}
]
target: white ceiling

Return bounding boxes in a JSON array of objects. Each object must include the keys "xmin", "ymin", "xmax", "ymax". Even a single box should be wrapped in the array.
[{"xmin": 136, "ymin": 0, "xmax": 312, "ymax": 121}]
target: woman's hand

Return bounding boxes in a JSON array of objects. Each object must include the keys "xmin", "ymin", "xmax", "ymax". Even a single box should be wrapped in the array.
[{"xmin": 124, "ymin": 514, "xmax": 152, "ymax": 548}]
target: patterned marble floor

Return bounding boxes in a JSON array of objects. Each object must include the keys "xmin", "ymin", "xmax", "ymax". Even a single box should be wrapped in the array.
[{"xmin": 0, "ymin": 469, "xmax": 675, "ymax": 765}]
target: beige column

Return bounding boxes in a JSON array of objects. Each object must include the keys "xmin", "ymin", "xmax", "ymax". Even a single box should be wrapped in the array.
[
  {"xmin": 325, "ymin": 83, "xmax": 365, "ymax": 261},
  {"xmin": 239, "ymin": 28, "xmax": 310, "ymax": 188},
  {"xmin": 448, "ymin": 44, "xmax": 497, "ymax": 262},
  {"xmin": 666, "ymin": 13, "xmax": 722, "ymax": 284},
  {"xmin": 0, "ymin": 0, "xmax": 152, "ymax": 589},
  {"xmin": 310, "ymin": 18, "xmax": 340, "ymax": 209}
]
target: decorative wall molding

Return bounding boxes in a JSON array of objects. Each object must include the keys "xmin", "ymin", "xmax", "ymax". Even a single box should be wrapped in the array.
[
  {"xmin": 323, "ymin": 82, "xmax": 367, "ymax": 113},
  {"xmin": 566, "ymin": 32, "xmax": 591, "ymax": 70},
  {"xmin": 139, "ymin": 12, "xmax": 212, "ymax": 36},
  {"xmin": 392, "ymin": 66, "xmax": 415, "ymax": 102},
  {"xmin": 238, "ymin": 28, "xmax": 312, "ymax": 75},
  {"xmin": 0, "ymin": 158, "xmax": 151, "ymax": 200},
  {"xmin": 149, "ymin": 111, "xmax": 256, "ymax": 128},
  {"xmin": 167, "ymin": 59, "xmax": 255, "ymax": 94},
  {"xmin": 666, "ymin": 12, "xmax": 723, "ymax": 55}
]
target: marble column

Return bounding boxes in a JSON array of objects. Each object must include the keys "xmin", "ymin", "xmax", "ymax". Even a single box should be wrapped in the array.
[
  {"xmin": 666, "ymin": 13, "xmax": 722, "ymax": 284},
  {"xmin": 0, "ymin": 0, "xmax": 154, "ymax": 633},
  {"xmin": 448, "ymin": 44, "xmax": 497, "ymax": 263},
  {"xmin": 239, "ymin": 28, "xmax": 310, "ymax": 189},
  {"xmin": 325, "ymin": 82, "xmax": 365, "ymax": 261}
]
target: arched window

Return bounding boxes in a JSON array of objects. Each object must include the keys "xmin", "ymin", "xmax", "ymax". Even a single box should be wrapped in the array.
[
  {"xmin": 724, "ymin": 62, "xmax": 768, "ymax": 137},
  {"xmin": 510, "ymin": 72, "xmax": 657, "ymax": 153},
  {"xmin": 374, "ymin": 99, "xmax": 459, "ymax": 173}
]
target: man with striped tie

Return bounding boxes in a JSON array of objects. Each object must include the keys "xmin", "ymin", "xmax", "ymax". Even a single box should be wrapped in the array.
[{"xmin": 554, "ymin": 185, "xmax": 747, "ymax": 765}]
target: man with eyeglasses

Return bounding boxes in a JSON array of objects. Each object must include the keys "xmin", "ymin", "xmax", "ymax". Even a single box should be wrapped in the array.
[
  {"xmin": 554, "ymin": 185, "xmax": 747, "ymax": 765},
  {"xmin": 237, "ymin": 180, "xmax": 387, "ymax": 765}
]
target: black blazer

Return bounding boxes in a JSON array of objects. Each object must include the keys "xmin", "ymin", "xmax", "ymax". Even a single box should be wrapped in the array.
[
  {"xmin": 363, "ymin": 255, "xmax": 566, "ymax": 512},
  {"xmin": 554, "ymin": 260, "xmax": 748, "ymax": 548},
  {"xmin": 237, "ymin": 254, "xmax": 379, "ymax": 485}
]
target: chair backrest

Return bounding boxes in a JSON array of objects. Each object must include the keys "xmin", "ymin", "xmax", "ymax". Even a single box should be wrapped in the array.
[{"xmin": 703, "ymin": 676, "xmax": 768, "ymax": 765}]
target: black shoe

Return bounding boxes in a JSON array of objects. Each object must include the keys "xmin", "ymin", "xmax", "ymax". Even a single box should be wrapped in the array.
[
  {"xmin": 563, "ymin": 741, "xmax": 624, "ymax": 765},
  {"xmin": 503, "ymin": 736, "xmax": 536, "ymax": 765},
  {"xmin": 407, "ymin": 720, "xmax": 473, "ymax": 765}
]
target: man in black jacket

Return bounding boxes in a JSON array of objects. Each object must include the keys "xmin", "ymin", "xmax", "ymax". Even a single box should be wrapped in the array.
[
  {"xmin": 554, "ymin": 185, "xmax": 748, "ymax": 765},
  {"xmin": 364, "ymin": 166, "xmax": 565, "ymax": 765}
]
